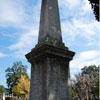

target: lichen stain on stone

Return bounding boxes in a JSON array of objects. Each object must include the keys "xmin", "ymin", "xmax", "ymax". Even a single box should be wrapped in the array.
[
  {"xmin": 49, "ymin": 7, "xmax": 53, "ymax": 10},
  {"xmin": 52, "ymin": 26, "xmax": 56, "ymax": 32},
  {"xmin": 58, "ymin": 30, "xmax": 61, "ymax": 34}
]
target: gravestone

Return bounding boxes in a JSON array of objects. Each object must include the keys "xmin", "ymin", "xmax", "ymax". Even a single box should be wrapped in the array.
[
  {"xmin": 5, "ymin": 97, "xmax": 17, "ymax": 100},
  {"xmin": 25, "ymin": 0, "xmax": 75, "ymax": 100}
]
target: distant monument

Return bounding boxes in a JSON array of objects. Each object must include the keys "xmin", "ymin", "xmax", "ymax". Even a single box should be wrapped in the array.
[{"xmin": 25, "ymin": 0, "xmax": 75, "ymax": 100}]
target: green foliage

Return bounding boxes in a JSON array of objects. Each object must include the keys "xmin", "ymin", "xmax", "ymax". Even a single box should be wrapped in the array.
[
  {"xmin": 72, "ymin": 87, "xmax": 76, "ymax": 97},
  {"xmin": 0, "ymin": 85, "xmax": 5, "ymax": 95},
  {"xmin": 88, "ymin": 0, "xmax": 99, "ymax": 21},
  {"xmin": 93, "ymin": 77, "xmax": 99, "ymax": 96},
  {"xmin": 81, "ymin": 65, "xmax": 99, "ymax": 77},
  {"xmin": 5, "ymin": 61, "xmax": 28, "ymax": 94}
]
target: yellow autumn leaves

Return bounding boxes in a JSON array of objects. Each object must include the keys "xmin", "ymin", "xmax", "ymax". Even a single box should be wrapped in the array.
[{"xmin": 12, "ymin": 75, "xmax": 30, "ymax": 98}]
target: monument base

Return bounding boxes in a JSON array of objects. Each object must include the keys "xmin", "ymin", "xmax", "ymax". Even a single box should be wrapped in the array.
[{"xmin": 26, "ymin": 43, "xmax": 75, "ymax": 100}]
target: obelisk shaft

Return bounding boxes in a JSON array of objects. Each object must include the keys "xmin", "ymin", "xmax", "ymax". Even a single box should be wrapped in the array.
[{"xmin": 38, "ymin": 0, "xmax": 62, "ymax": 43}]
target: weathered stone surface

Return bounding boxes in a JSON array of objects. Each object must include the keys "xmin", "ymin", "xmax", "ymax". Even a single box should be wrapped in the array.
[
  {"xmin": 38, "ymin": 0, "xmax": 62, "ymax": 44},
  {"xmin": 26, "ymin": 44, "xmax": 75, "ymax": 100}
]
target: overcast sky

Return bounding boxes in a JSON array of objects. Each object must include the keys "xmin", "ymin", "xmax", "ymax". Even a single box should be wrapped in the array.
[{"xmin": 0, "ymin": 0, "xmax": 99, "ymax": 87}]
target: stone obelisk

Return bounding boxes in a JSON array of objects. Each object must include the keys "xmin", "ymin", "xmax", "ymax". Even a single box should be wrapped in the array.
[{"xmin": 25, "ymin": 0, "xmax": 75, "ymax": 100}]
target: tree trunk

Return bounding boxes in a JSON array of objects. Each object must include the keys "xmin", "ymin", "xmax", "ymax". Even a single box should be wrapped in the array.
[{"xmin": 86, "ymin": 90, "xmax": 89, "ymax": 100}]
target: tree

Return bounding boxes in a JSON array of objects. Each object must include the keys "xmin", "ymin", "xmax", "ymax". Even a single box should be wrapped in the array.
[
  {"xmin": 72, "ymin": 85, "xmax": 76, "ymax": 98},
  {"xmin": 5, "ymin": 61, "xmax": 28, "ymax": 94},
  {"xmin": 81, "ymin": 65, "xmax": 99, "ymax": 97},
  {"xmin": 72, "ymin": 65, "xmax": 99, "ymax": 100},
  {"xmin": 0, "ymin": 85, "xmax": 5, "ymax": 95},
  {"xmin": 88, "ymin": 0, "xmax": 99, "ymax": 21},
  {"xmin": 73, "ymin": 74, "xmax": 93, "ymax": 100},
  {"xmin": 81, "ymin": 65, "xmax": 99, "ymax": 77},
  {"xmin": 12, "ymin": 75, "xmax": 30, "ymax": 99}
]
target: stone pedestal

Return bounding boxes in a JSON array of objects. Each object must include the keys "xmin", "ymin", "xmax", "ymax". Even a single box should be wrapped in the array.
[{"xmin": 26, "ymin": 42, "xmax": 75, "ymax": 100}]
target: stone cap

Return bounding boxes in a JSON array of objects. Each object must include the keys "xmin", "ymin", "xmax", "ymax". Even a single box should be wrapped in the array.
[{"xmin": 25, "ymin": 43, "xmax": 75, "ymax": 63}]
